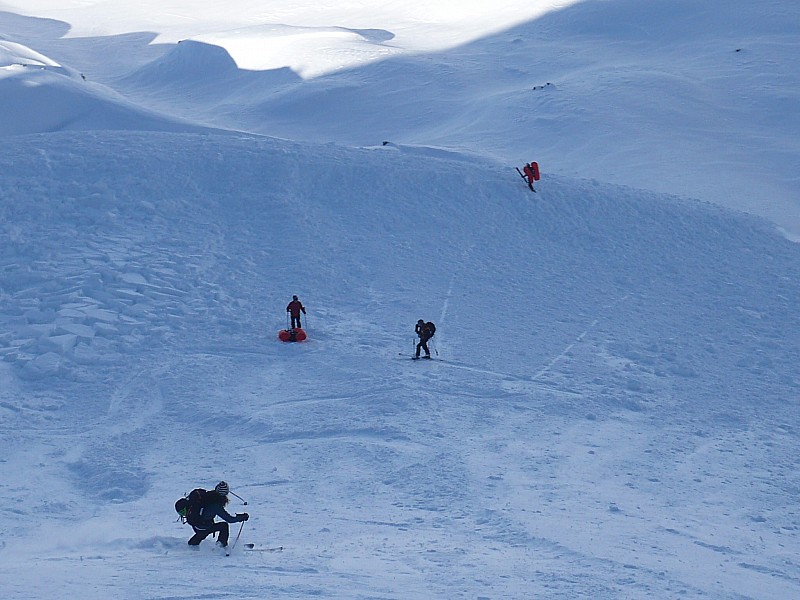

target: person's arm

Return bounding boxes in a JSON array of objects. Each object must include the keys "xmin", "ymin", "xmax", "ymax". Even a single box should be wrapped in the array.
[{"xmin": 214, "ymin": 505, "xmax": 242, "ymax": 523}]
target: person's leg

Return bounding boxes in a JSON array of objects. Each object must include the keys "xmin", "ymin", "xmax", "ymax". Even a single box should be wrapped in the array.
[
  {"xmin": 422, "ymin": 340, "xmax": 430, "ymax": 357},
  {"xmin": 188, "ymin": 526, "xmax": 214, "ymax": 545},
  {"xmin": 215, "ymin": 522, "xmax": 231, "ymax": 546}
]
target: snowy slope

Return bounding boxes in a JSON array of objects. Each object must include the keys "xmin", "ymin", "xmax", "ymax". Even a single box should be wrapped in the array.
[
  {"xmin": 0, "ymin": 1, "xmax": 799, "ymax": 599},
  {"xmin": 1, "ymin": 132, "xmax": 798, "ymax": 599}
]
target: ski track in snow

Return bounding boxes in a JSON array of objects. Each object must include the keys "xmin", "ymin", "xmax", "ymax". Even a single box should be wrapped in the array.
[{"xmin": 531, "ymin": 293, "xmax": 630, "ymax": 383}]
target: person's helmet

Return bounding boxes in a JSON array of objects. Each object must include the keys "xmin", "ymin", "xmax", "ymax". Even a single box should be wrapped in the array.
[
  {"xmin": 293, "ymin": 295, "xmax": 298, "ymax": 300},
  {"xmin": 215, "ymin": 481, "xmax": 229, "ymax": 496},
  {"xmin": 417, "ymin": 319, "xmax": 424, "ymax": 324}
]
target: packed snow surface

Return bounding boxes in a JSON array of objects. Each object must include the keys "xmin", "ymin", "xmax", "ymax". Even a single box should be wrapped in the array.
[{"xmin": 0, "ymin": 1, "xmax": 799, "ymax": 599}]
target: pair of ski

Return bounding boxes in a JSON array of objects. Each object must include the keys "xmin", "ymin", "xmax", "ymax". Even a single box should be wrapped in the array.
[
  {"xmin": 221, "ymin": 543, "xmax": 283, "ymax": 556},
  {"xmin": 243, "ymin": 543, "xmax": 283, "ymax": 553},
  {"xmin": 399, "ymin": 352, "xmax": 433, "ymax": 361}
]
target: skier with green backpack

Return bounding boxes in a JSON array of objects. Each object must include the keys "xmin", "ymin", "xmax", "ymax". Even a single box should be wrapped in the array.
[{"xmin": 175, "ymin": 481, "xmax": 249, "ymax": 548}]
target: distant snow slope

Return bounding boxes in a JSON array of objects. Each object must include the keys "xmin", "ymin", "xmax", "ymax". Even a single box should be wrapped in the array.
[
  {"xmin": 2, "ymin": 0, "xmax": 565, "ymax": 61},
  {"xmin": 0, "ymin": 131, "xmax": 798, "ymax": 599},
  {"xmin": 3, "ymin": 0, "xmax": 797, "ymax": 238}
]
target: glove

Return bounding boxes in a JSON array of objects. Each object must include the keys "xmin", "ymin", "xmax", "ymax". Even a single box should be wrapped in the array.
[{"xmin": 237, "ymin": 513, "xmax": 249, "ymax": 522}]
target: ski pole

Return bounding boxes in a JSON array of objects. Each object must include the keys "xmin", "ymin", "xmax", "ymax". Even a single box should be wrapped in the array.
[
  {"xmin": 515, "ymin": 167, "xmax": 527, "ymax": 180},
  {"xmin": 230, "ymin": 521, "xmax": 245, "ymax": 553},
  {"xmin": 230, "ymin": 491, "xmax": 248, "ymax": 505}
]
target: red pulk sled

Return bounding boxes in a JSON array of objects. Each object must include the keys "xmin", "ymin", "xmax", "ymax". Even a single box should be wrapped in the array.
[{"xmin": 278, "ymin": 328, "xmax": 307, "ymax": 342}]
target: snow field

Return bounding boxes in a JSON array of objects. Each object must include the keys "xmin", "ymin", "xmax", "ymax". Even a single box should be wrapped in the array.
[{"xmin": 0, "ymin": 131, "xmax": 798, "ymax": 598}]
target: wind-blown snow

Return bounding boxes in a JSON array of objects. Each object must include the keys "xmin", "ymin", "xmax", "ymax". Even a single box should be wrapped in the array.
[
  {"xmin": 0, "ymin": 1, "xmax": 799, "ymax": 599},
  {"xmin": 0, "ymin": 39, "xmax": 62, "ymax": 68}
]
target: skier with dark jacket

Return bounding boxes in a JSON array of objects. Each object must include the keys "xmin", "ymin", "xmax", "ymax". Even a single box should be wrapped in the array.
[
  {"xmin": 414, "ymin": 319, "xmax": 436, "ymax": 359},
  {"xmin": 286, "ymin": 295, "xmax": 306, "ymax": 329},
  {"xmin": 186, "ymin": 481, "xmax": 249, "ymax": 548}
]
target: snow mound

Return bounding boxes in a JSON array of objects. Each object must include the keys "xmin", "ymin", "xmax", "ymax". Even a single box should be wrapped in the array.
[
  {"xmin": 121, "ymin": 39, "xmax": 301, "ymax": 98},
  {"xmin": 0, "ymin": 41, "xmax": 218, "ymax": 136},
  {"xmin": 0, "ymin": 39, "xmax": 68, "ymax": 71},
  {"xmin": 131, "ymin": 39, "xmax": 239, "ymax": 82},
  {"xmin": 194, "ymin": 24, "xmax": 399, "ymax": 78}
]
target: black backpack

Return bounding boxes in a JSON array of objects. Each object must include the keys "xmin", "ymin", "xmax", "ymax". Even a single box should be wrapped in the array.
[
  {"xmin": 175, "ymin": 488, "xmax": 207, "ymax": 525},
  {"xmin": 426, "ymin": 322, "xmax": 436, "ymax": 337}
]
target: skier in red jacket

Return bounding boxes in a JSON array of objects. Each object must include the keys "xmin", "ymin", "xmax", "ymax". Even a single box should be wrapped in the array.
[
  {"xmin": 522, "ymin": 162, "xmax": 540, "ymax": 192},
  {"xmin": 286, "ymin": 295, "xmax": 306, "ymax": 329}
]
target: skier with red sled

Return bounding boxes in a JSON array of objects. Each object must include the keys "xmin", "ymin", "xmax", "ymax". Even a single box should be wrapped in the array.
[{"xmin": 279, "ymin": 295, "xmax": 308, "ymax": 342}]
